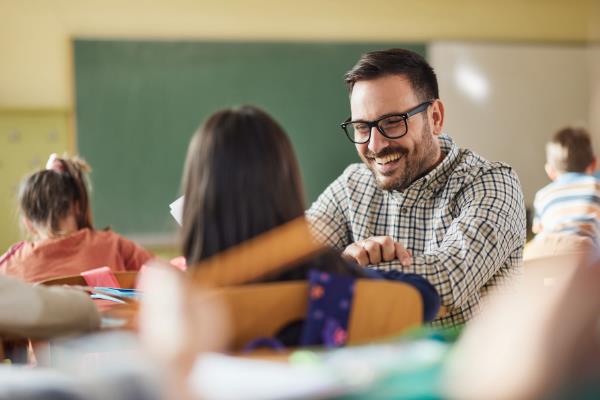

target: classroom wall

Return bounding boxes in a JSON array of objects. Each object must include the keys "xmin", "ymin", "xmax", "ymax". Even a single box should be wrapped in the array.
[
  {"xmin": 0, "ymin": 0, "xmax": 597, "ymax": 108},
  {"xmin": 0, "ymin": 110, "xmax": 71, "ymax": 250},
  {"xmin": 1, "ymin": 0, "xmax": 599, "ymax": 250},
  {"xmin": 430, "ymin": 42, "xmax": 591, "ymax": 204}
]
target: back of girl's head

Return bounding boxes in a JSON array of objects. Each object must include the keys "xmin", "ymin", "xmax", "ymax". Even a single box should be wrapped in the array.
[
  {"xmin": 181, "ymin": 105, "xmax": 306, "ymax": 267},
  {"xmin": 19, "ymin": 156, "xmax": 93, "ymax": 235}
]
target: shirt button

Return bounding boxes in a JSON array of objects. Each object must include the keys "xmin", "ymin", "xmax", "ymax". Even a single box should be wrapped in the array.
[{"xmin": 401, "ymin": 207, "xmax": 408, "ymax": 214}]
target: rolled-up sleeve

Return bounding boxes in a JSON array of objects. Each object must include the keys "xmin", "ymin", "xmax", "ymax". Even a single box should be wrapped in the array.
[{"xmin": 402, "ymin": 167, "xmax": 526, "ymax": 308}]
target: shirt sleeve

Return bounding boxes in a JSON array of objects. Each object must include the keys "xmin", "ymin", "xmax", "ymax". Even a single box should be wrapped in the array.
[
  {"xmin": 306, "ymin": 176, "xmax": 352, "ymax": 249},
  {"xmin": 382, "ymin": 166, "xmax": 526, "ymax": 309},
  {"xmin": 0, "ymin": 242, "xmax": 26, "ymax": 275},
  {"xmin": 118, "ymin": 236, "xmax": 154, "ymax": 271},
  {"xmin": 532, "ymin": 193, "xmax": 542, "ymax": 234},
  {"xmin": 0, "ymin": 275, "xmax": 100, "ymax": 339}
]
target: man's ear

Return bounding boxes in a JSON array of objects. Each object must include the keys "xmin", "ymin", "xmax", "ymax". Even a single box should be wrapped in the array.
[
  {"xmin": 430, "ymin": 99, "xmax": 445, "ymax": 136},
  {"xmin": 545, "ymin": 163, "xmax": 558, "ymax": 181}
]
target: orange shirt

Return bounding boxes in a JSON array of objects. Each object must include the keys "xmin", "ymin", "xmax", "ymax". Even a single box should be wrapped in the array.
[{"xmin": 0, "ymin": 228, "xmax": 153, "ymax": 283}]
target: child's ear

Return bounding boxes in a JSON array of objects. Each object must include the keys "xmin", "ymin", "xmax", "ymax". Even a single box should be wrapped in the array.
[
  {"xmin": 585, "ymin": 157, "xmax": 597, "ymax": 174},
  {"xmin": 22, "ymin": 217, "xmax": 37, "ymax": 236},
  {"xmin": 545, "ymin": 163, "xmax": 558, "ymax": 181},
  {"xmin": 72, "ymin": 201, "xmax": 82, "ymax": 220}
]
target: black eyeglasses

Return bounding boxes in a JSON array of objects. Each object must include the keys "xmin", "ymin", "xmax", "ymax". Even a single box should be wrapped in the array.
[{"xmin": 340, "ymin": 100, "xmax": 434, "ymax": 144}]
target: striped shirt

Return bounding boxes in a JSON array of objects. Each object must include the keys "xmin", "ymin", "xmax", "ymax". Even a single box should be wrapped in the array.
[
  {"xmin": 532, "ymin": 173, "xmax": 600, "ymax": 240},
  {"xmin": 307, "ymin": 135, "xmax": 526, "ymax": 327}
]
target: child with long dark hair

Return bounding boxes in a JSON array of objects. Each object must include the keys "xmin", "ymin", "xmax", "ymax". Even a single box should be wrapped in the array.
[
  {"xmin": 181, "ymin": 105, "xmax": 363, "ymax": 280},
  {"xmin": 0, "ymin": 155, "xmax": 153, "ymax": 283}
]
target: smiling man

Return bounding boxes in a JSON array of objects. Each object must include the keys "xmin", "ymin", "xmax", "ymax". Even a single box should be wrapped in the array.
[{"xmin": 307, "ymin": 48, "xmax": 526, "ymax": 327}]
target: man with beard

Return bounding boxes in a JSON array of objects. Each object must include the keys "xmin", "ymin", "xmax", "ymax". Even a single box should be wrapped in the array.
[{"xmin": 307, "ymin": 48, "xmax": 526, "ymax": 327}]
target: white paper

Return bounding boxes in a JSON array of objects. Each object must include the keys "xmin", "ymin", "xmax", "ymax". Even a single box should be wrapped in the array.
[
  {"xmin": 169, "ymin": 196, "xmax": 184, "ymax": 226},
  {"xmin": 187, "ymin": 353, "xmax": 345, "ymax": 400}
]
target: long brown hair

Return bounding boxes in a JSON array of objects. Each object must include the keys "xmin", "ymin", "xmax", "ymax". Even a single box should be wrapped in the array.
[
  {"xmin": 181, "ymin": 106, "xmax": 306, "ymax": 267},
  {"xmin": 19, "ymin": 156, "xmax": 94, "ymax": 235}
]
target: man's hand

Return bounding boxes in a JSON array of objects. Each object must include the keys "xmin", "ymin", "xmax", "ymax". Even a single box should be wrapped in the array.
[{"xmin": 341, "ymin": 236, "xmax": 412, "ymax": 267}]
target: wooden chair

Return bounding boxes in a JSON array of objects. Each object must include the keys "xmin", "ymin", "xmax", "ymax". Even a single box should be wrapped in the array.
[
  {"xmin": 39, "ymin": 271, "xmax": 138, "ymax": 288},
  {"xmin": 209, "ymin": 279, "xmax": 423, "ymax": 351},
  {"xmin": 347, "ymin": 279, "xmax": 422, "ymax": 344}
]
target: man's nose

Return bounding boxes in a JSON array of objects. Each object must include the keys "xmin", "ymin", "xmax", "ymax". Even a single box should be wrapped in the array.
[{"xmin": 368, "ymin": 126, "xmax": 389, "ymax": 154}]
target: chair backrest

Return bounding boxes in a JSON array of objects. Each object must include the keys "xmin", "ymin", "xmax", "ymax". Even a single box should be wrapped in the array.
[
  {"xmin": 39, "ymin": 271, "xmax": 138, "ymax": 289},
  {"xmin": 212, "ymin": 281, "xmax": 309, "ymax": 350},
  {"xmin": 347, "ymin": 279, "xmax": 422, "ymax": 345},
  {"xmin": 212, "ymin": 279, "xmax": 423, "ymax": 351}
]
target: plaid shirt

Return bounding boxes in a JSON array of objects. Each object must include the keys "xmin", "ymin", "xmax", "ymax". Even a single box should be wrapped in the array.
[{"xmin": 307, "ymin": 135, "xmax": 526, "ymax": 327}]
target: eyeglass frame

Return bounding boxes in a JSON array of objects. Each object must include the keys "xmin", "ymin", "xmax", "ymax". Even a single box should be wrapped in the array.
[{"xmin": 340, "ymin": 100, "xmax": 434, "ymax": 144}]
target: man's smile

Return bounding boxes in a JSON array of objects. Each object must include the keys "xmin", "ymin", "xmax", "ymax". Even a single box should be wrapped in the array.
[
  {"xmin": 366, "ymin": 151, "xmax": 404, "ymax": 175},
  {"xmin": 374, "ymin": 152, "xmax": 402, "ymax": 165}
]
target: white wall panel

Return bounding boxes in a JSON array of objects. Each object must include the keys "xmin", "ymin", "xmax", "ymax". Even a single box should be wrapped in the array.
[{"xmin": 430, "ymin": 42, "xmax": 590, "ymax": 205}]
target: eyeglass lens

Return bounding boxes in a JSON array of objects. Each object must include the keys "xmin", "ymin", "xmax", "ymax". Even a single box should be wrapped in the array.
[{"xmin": 348, "ymin": 115, "xmax": 407, "ymax": 143}]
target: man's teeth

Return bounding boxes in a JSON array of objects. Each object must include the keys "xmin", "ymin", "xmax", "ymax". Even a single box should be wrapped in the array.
[{"xmin": 375, "ymin": 153, "xmax": 401, "ymax": 165}]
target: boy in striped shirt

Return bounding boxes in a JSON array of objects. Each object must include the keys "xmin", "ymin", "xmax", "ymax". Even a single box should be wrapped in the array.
[{"xmin": 526, "ymin": 127, "xmax": 600, "ymax": 259}]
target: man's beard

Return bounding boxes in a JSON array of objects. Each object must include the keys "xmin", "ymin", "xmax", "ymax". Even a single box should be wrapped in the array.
[{"xmin": 365, "ymin": 119, "xmax": 436, "ymax": 192}]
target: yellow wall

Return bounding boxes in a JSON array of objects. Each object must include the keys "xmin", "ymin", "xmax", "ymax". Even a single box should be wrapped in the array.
[
  {"xmin": 0, "ymin": 0, "xmax": 598, "ymax": 108},
  {"xmin": 0, "ymin": 110, "xmax": 71, "ymax": 251}
]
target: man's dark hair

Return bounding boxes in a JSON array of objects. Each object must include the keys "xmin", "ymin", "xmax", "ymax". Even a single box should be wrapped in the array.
[
  {"xmin": 344, "ymin": 48, "xmax": 439, "ymax": 102},
  {"xmin": 546, "ymin": 127, "xmax": 595, "ymax": 173}
]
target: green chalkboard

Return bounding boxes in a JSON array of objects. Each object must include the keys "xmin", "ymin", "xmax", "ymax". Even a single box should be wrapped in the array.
[{"xmin": 74, "ymin": 40, "xmax": 426, "ymax": 237}]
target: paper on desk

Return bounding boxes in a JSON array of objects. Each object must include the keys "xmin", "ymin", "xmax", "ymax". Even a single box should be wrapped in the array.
[
  {"xmin": 188, "ymin": 353, "xmax": 347, "ymax": 400},
  {"xmin": 90, "ymin": 293, "xmax": 126, "ymax": 304},
  {"xmin": 169, "ymin": 196, "xmax": 184, "ymax": 225}
]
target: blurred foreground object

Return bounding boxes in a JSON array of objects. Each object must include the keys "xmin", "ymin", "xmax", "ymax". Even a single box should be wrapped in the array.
[
  {"xmin": 138, "ymin": 260, "xmax": 228, "ymax": 400},
  {"xmin": 524, "ymin": 232, "xmax": 597, "ymax": 262},
  {"xmin": 444, "ymin": 251, "xmax": 600, "ymax": 399},
  {"xmin": 188, "ymin": 339, "xmax": 449, "ymax": 400},
  {"xmin": 138, "ymin": 260, "xmax": 228, "ymax": 362},
  {"xmin": 0, "ymin": 274, "xmax": 99, "ymax": 340}
]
